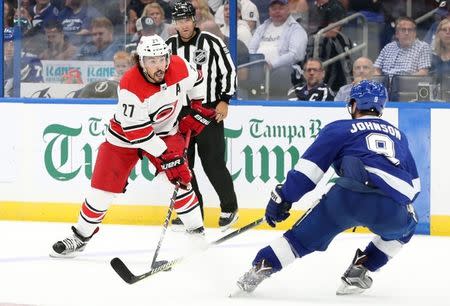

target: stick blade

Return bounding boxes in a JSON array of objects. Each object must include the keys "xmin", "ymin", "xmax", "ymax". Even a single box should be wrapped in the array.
[{"xmin": 110, "ymin": 257, "xmax": 138, "ymax": 284}]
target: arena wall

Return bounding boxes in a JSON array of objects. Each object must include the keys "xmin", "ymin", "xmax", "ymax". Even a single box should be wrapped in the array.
[{"xmin": 0, "ymin": 98, "xmax": 448, "ymax": 235}]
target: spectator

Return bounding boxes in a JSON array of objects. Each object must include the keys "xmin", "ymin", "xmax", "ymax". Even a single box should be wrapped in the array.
[
  {"xmin": 141, "ymin": 3, "xmax": 172, "ymax": 40},
  {"xmin": 309, "ymin": 0, "xmax": 346, "ymax": 34},
  {"xmin": 305, "ymin": 22, "xmax": 353, "ymax": 92},
  {"xmin": 4, "ymin": 2, "xmax": 15, "ymax": 27},
  {"xmin": 249, "ymin": 0, "xmax": 308, "ymax": 98},
  {"xmin": 290, "ymin": 58, "xmax": 334, "ymax": 101},
  {"xmin": 208, "ymin": 0, "xmax": 223, "ymax": 13},
  {"xmin": 191, "ymin": 0, "xmax": 216, "ymax": 28},
  {"xmin": 288, "ymin": 0, "xmax": 309, "ymax": 29},
  {"xmin": 39, "ymin": 20, "xmax": 78, "ymax": 60},
  {"xmin": 374, "ymin": 16, "xmax": 432, "ymax": 76},
  {"xmin": 240, "ymin": 0, "xmax": 260, "ymax": 33},
  {"xmin": 215, "ymin": 0, "xmax": 260, "ymax": 34},
  {"xmin": 29, "ymin": 0, "xmax": 60, "ymax": 33},
  {"xmin": 126, "ymin": 16, "xmax": 160, "ymax": 52},
  {"xmin": 334, "ymin": 56, "xmax": 376, "ymax": 102},
  {"xmin": 57, "ymin": 0, "xmax": 103, "ymax": 46},
  {"xmin": 220, "ymin": 0, "xmax": 253, "ymax": 48},
  {"xmin": 424, "ymin": 6, "xmax": 450, "ymax": 46},
  {"xmin": 77, "ymin": 17, "xmax": 123, "ymax": 61},
  {"xmin": 430, "ymin": 18, "xmax": 450, "ymax": 84},
  {"xmin": 4, "ymin": 27, "xmax": 44, "ymax": 97},
  {"xmin": 110, "ymin": 51, "xmax": 133, "ymax": 82},
  {"xmin": 126, "ymin": 9, "xmax": 139, "ymax": 43},
  {"xmin": 129, "ymin": 0, "xmax": 172, "ymax": 23}
]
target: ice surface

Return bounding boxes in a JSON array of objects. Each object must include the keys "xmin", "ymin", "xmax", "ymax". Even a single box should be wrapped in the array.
[{"xmin": 0, "ymin": 221, "xmax": 449, "ymax": 306}]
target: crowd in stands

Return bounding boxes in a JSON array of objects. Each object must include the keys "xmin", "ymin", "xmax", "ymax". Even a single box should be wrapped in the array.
[{"xmin": 3, "ymin": 0, "xmax": 450, "ymax": 101}]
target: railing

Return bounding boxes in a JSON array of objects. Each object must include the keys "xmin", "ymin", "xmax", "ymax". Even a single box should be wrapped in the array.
[
  {"xmin": 313, "ymin": 12, "xmax": 368, "ymax": 68},
  {"xmin": 237, "ymin": 59, "xmax": 270, "ymax": 100}
]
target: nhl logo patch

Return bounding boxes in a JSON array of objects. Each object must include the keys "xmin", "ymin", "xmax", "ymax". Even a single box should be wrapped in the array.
[{"xmin": 193, "ymin": 49, "xmax": 208, "ymax": 65}]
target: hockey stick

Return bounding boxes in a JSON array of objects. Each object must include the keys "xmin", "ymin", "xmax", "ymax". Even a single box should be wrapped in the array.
[
  {"xmin": 149, "ymin": 130, "xmax": 191, "ymax": 268},
  {"xmin": 111, "ymin": 217, "xmax": 266, "ymax": 284}
]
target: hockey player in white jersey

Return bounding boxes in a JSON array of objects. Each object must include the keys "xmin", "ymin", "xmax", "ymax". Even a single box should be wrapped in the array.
[
  {"xmin": 235, "ymin": 80, "xmax": 420, "ymax": 295},
  {"xmin": 50, "ymin": 35, "xmax": 216, "ymax": 258}
]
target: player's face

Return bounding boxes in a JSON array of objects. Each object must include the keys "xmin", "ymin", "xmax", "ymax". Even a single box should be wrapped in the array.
[
  {"xmin": 142, "ymin": 55, "xmax": 167, "ymax": 83},
  {"xmin": 395, "ymin": 20, "xmax": 416, "ymax": 48},
  {"xmin": 175, "ymin": 17, "xmax": 195, "ymax": 41}
]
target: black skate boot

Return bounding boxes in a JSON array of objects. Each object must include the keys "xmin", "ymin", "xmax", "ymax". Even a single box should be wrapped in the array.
[
  {"xmin": 171, "ymin": 216, "xmax": 185, "ymax": 232},
  {"xmin": 50, "ymin": 226, "xmax": 98, "ymax": 258},
  {"xmin": 236, "ymin": 259, "xmax": 273, "ymax": 293},
  {"xmin": 336, "ymin": 249, "xmax": 373, "ymax": 295},
  {"xmin": 219, "ymin": 210, "xmax": 239, "ymax": 232}
]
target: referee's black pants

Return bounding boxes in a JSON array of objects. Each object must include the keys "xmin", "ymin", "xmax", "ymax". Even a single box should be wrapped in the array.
[{"xmin": 181, "ymin": 105, "xmax": 238, "ymax": 217}]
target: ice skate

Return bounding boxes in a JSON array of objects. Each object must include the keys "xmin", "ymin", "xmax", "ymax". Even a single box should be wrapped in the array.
[
  {"xmin": 171, "ymin": 216, "xmax": 186, "ymax": 232},
  {"xmin": 50, "ymin": 226, "xmax": 98, "ymax": 258},
  {"xmin": 336, "ymin": 249, "xmax": 373, "ymax": 295},
  {"xmin": 236, "ymin": 259, "xmax": 273, "ymax": 293},
  {"xmin": 219, "ymin": 210, "xmax": 239, "ymax": 232}
]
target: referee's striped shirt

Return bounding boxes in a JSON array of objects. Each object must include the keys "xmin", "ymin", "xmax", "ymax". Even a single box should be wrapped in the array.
[{"xmin": 166, "ymin": 28, "xmax": 236, "ymax": 104}]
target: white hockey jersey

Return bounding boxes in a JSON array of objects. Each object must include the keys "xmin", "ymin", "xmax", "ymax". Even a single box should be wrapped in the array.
[{"xmin": 106, "ymin": 55, "xmax": 204, "ymax": 157}]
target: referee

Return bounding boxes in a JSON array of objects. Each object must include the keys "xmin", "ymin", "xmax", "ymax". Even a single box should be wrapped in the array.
[{"xmin": 167, "ymin": 0, "xmax": 238, "ymax": 231}]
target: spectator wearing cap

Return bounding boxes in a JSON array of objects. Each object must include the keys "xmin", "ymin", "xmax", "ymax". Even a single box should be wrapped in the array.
[
  {"xmin": 77, "ymin": 17, "xmax": 122, "ymax": 61},
  {"xmin": 125, "ymin": 16, "xmax": 160, "ymax": 53},
  {"xmin": 39, "ymin": 20, "xmax": 78, "ymax": 60},
  {"xmin": 141, "ymin": 2, "xmax": 172, "ymax": 40},
  {"xmin": 219, "ymin": 0, "xmax": 253, "ymax": 48},
  {"xmin": 374, "ymin": 16, "xmax": 431, "ymax": 76},
  {"xmin": 29, "ymin": 0, "xmax": 60, "ymax": 33},
  {"xmin": 249, "ymin": 0, "xmax": 308, "ymax": 98},
  {"xmin": 215, "ymin": 0, "xmax": 260, "ymax": 34}
]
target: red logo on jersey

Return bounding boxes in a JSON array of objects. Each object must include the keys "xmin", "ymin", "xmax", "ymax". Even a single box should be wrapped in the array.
[{"xmin": 150, "ymin": 100, "xmax": 178, "ymax": 123}]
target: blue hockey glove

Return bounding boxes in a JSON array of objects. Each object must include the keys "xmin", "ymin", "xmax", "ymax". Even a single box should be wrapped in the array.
[{"xmin": 265, "ymin": 184, "xmax": 293, "ymax": 228}]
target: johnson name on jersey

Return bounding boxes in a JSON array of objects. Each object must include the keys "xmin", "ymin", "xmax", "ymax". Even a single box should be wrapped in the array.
[
  {"xmin": 282, "ymin": 116, "xmax": 420, "ymax": 206},
  {"xmin": 106, "ymin": 55, "xmax": 204, "ymax": 157}
]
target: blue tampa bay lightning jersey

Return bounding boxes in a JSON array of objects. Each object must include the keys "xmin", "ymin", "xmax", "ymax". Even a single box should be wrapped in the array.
[{"xmin": 282, "ymin": 115, "xmax": 420, "ymax": 206}]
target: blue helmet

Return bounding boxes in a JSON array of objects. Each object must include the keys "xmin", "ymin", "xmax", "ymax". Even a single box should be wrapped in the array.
[
  {"xmin": 349, "ymin": 80, "xmax": 388, "ymax": 114},
  {"xmin": 4, "ymin": 27, "xmax": 14, "ymax": 42}
]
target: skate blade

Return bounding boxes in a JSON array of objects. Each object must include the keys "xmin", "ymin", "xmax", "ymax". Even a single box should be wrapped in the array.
[
  {"xmin": 220, "ymin": 215, "xmax": 239, "ymax": 232},
  {"xmin": 228, "ymin": 287, "xmax": 250, "ymax": 298},
  {"xmin": 171, "ymin": 224, "xmax": 186, "ymax": 232},
  {"xmin": 49, "ymin": 250, "xmax": 79, "ymax": 259},
  {"xmin": 336, "ymin": 281, "xmax": 365, "ymax": 295}
]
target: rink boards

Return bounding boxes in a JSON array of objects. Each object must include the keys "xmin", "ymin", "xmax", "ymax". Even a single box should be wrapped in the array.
[{"xmin": 0, "ymin": 98, "xmax": 448, "ymax": 236}]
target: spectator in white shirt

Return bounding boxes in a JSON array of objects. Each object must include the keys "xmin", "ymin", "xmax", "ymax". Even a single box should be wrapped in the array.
[{"xmin": 220, "ymin": 0, "xmax": 253, "ymax": 47}]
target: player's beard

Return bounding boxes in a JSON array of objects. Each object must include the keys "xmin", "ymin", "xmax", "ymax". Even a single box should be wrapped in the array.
[{"xmin": 149, "ymin": 70, "xmax": 165, "ymax": 83}]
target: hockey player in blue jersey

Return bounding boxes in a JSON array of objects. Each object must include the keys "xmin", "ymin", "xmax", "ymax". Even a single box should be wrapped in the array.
[{"xmin": 235, "ymin": 80, "xmax": 420, "ymax": 295}]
